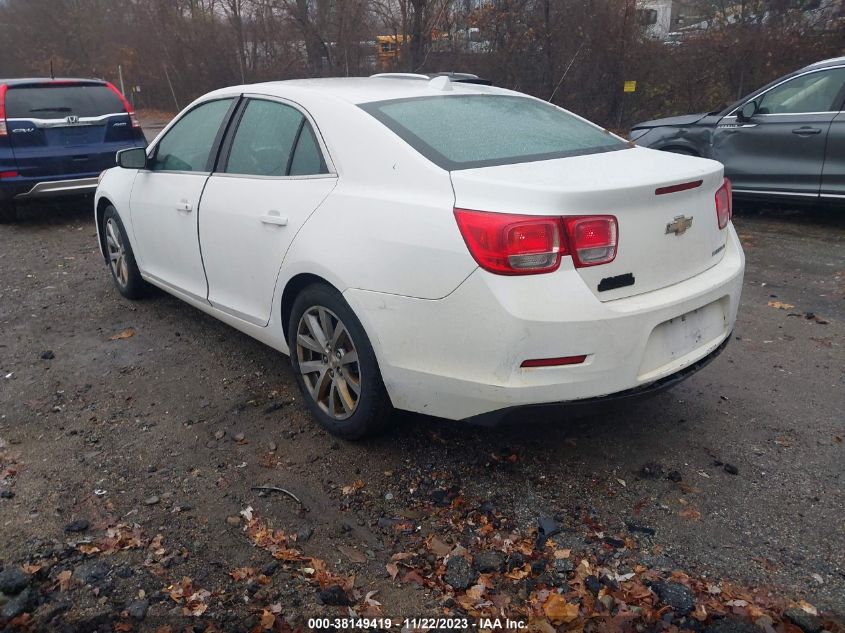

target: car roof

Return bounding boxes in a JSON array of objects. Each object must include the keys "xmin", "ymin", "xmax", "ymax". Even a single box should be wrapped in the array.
[
  {"xmin": 214, "ymin": 76, "xmax": 507, "ymax": 105},
  {"xmin": 0, "ymin": 78, "xmax": 107, "ymax": 87},
  {"xmin": 805, "ymin": 56, "xmax": 845, "ymax": 69}
]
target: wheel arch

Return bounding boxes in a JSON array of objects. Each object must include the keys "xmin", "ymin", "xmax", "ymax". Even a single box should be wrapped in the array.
[
  {"xmin": 96, "ymin": 196, "xmax": 114, "ymax": 263},
  {"xmin": 280, "ymin": 273, "xmax": 340, "ymax": 344}
]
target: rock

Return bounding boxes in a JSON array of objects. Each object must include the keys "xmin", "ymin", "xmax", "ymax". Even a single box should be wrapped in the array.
[
  {"xmin": 654, "ymin": 581, "xmax": 695, "ymax": 616},
  {"xmin": 261, "ymin": 561, "xmax": 280, "ymax": 577},
  {"xmin": 703, "ymin": 618, "xmax": 758, "ymax": 633},
  {"xmin": 724, "ymin": 463, "xmax": 739, "ymax": 475},
  {"xmin": 445, "ymin": 556, "xmax": 475, "ymax": 590},
  {"xmin": 667, "ymin": 470, "xmax": 683, "ymax": 482},
  {"xmin": 505, "ymin": 552, "xmax": 525, "ymax": 572},
  {"xmin": 602, "ymin": 536, "xmax": 625, "ymax": 548},
  {"xmin": 318, "ymin": 585, "xmax": 352, "ymax": 606},
  {"xmin": 40, "ymin": 350, "xmax": 55, "ymax": 360},
  {"xmin": 536, "ymin": 516, "xmax": 561, "ymax": 548},
  {"xmin": 214, "ymin": 430, "xmax": 226, "ymax": 440},
  {"xmin": 584, "ymin": 575, "xmax": 602, "ymax": 594},
  {"xmin": 143, "ymin": 495, "xmax": 160, "ymax": 506},
  {"xmin": 0, "ymin": 490, "xmax": 14, "ymax": 499},
  {"xmin": 473, "ymin": 550, "xmax": 504, "ymax": 573},
  {"xmin": 639, "ymin": 462, "xmax": 663, "ymax": 478},
  {"xmin": 234, "ymin": 432, "xmax": 245, "ymax": 442},
  {"xmin": 74, "ymin": 560, "xmax": 110, "ymax": 585},
  {"xmin": 1, "ymin": 587, "xmax": 32, "ymax": 619},
  {"xmin": 226, "ymin": 516, "xmax": 241, "ymax": 527},
  {"xmin": 554, "ymin": 558, "xmax": 575, "ymax": 574},
  {"xmin": 625, "ymin": 522, "xmax": 656, "ymax": 536},
  {"xmin": 0, "ymin": 567, "xmax": 30, "ymax": 595},
  {"xmin": 64, "ymin": 519, "xmax": 90, "ymax": 533},
  {"xmin": 296, "ymin": 525, "xmax": 314, "ymax": 542},
  {"xmin": 127, "ymin": 599, "xmax": 149, "ymax": 620},
  {"xmin": 783, "ymin": 609, "xmax": 823, "ymax": 633}
]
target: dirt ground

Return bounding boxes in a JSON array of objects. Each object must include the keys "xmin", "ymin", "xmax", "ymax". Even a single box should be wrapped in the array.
[{"xmin": 0, "ymin": 198, "xmax": 843, "ymax": 633}]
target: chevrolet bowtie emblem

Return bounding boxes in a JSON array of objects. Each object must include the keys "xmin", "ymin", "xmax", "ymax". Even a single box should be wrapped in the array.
[{"xmin": 665, "ymin": 215, "xmax": 693, "ymax": 235}]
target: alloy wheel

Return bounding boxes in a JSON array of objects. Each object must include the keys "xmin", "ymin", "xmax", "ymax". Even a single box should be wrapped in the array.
[
  {"xmin": 295, "ymin": 306, "xmax": 361, "ymax": 420},
  {"xmin": 105, "ymin": 218, "xmax": 129, "ymax": 287}
]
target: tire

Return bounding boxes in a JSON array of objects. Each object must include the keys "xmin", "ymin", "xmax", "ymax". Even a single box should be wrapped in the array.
[
  {"xmin": 0, "ymin": 201, "xmax": 17, "ymax": 224},
  {"xmin": 288, "ymin": 283, "xmax": 392, "ymax": 440},
  {"xmin": 102, "ymin": 205, "xmax": 148, "ymax": 299}
]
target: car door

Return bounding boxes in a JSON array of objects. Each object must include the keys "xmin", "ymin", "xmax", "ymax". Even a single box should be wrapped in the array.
[
  {"xmin": 712, "ymin": 66, "xmax": 845, "ymax": 196},
  {"xmin": 129, "ymin": 98, "xmax": 237, "ymax": 302},
  {"xmin": 820, "ymin": 106, "xmax": 845, "ymax": 198},
  {"xmin": 198, "ymin": 96, "xmax": 337, "ymax": 326}
]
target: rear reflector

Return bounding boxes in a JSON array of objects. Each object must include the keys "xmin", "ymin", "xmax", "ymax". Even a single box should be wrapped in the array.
[
  {"xmin": 715, "ymin": 178, "xmax": 732, "ymax": 229},
  {"xmin": 655, "ymin": 179, "xmax": 703, "ymax": 195},
  {"xmin": 521, "ymin": 355, "xmax": 587, "ymax": 368},
  {"xmin": 0, "ymin": 170, "xmax": 18, "ymax": 179}
]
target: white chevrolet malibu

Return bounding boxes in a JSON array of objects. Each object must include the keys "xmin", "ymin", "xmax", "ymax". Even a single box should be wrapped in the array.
[{"xmin": 95, "ymin": 75, "xmax": 744, "ymax": 439}]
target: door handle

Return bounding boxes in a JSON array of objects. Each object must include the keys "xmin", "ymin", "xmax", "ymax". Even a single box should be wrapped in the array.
[
  {"xmin": 260, "ymin": 211, "xmax": 288, "ymax": 226},
  {"xmin": 792, "ymin": 126, "xmax": 822, "ymax": 135},
  {"xmin": 176, "ymin": 200, "xmax": 192, "ymax": 212}
]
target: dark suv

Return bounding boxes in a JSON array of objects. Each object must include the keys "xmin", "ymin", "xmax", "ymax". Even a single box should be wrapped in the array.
[
  {"xmin": 0, "ymin": 78, "xmax": 146, "ymax": 222},
  {"xmin": 630, "ymin": 57, "xmax": 845, "ymax": 203}
]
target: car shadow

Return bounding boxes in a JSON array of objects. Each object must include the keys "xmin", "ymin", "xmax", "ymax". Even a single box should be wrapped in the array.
[{"xmin": 11, "ymin": 196, "xmax": 93, "ymax": 226}]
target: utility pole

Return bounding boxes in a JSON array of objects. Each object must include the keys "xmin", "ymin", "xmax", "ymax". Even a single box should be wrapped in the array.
[{"xmin": 118, "ymin": 65, "xmax": 125, "ymax": 95}]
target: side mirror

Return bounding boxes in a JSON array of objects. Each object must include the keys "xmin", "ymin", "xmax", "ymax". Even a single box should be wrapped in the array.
[
  {"xmin": 116, "ymin": 147, "xmax": 148, "ymax": 169},
  {"xmin": 737, "ymin": 101, "xmax": 758, "ymax": 122}
]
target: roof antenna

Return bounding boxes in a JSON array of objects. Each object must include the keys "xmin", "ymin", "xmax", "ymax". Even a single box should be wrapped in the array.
[{"xmin": 50, "ymin": 58, "xmax": 55, "ymax": 80}]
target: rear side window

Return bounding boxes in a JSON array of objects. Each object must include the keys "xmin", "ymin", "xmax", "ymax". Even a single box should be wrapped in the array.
[
  {"xmin": 152, "ymin": 99, "xmax": 234, "ymax": 172},
  {"xmin": 5, "ymin": 84, "xmax": 125, "ymax": 119},
  {"xmin": 361, "ymin": 95, "xmax": 626, "ymax": 170},
  {"xmin": 224, "ymin": 98, "xmax": 328, "ymax": 177}
]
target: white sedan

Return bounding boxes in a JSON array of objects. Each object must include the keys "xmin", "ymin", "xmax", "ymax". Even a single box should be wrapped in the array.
[{"xmin": 95, "ymin": 75, "xmax": 744, "ymax": 439}]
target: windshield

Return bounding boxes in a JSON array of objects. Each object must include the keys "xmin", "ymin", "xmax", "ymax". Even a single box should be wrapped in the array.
[
  {"xmin": 5, "ymin": 84, "xmax": 125, "ymax": 119},
  {"xmin": 361, "ymin": 94, "xmax": 627, "ymax": 170}
]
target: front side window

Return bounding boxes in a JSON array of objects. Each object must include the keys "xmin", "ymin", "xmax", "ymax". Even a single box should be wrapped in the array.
[
  {"xmin": 361, "ymin": 95, "xmax": 626, "ymax": 170},
  {"xmin": 152, "ymin": 99, "xmax": 234, "ymax": 172},
  {"xmin": 224, "ymin": 99, "xmax": 328, "ymax": 177},
  {"xmin": 757, "ymin": 68, "xmax": 845, "ymax": 115}
]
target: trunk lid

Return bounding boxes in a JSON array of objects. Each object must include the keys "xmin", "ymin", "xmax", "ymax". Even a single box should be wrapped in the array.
[
  {"xmin": 450, "ymin": 147, "xmax": 728, "ymax": 301},
  {"xmin": 4, "ymin": 82, "xmax": 137, "ymax": 178}
]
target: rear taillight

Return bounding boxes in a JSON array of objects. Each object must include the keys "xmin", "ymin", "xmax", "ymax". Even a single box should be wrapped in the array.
[
  {"xmin": 715, "ymin": 178, "xmax": 732, "ymax": 229},
  {"xmin": 454, "ymin": 209, "xmax": 562, "ymax": 275},
  {"xmin": 0, "ymin": 170, "xmax": 18, "ymax": 179},
  {"xmin": 0, "ymin": 84, "xmax": 7, "ymax": 136},
  {"xmin": 562, "ymin": 216, "xmax": 618, "ymax": 267},
  {"xmin": 454, "ymin": 209, "xmax": 618, "ymax": 275},
  {"xmin": 106, "ymin": 82, "xmax": 141, "ymax": 128}
]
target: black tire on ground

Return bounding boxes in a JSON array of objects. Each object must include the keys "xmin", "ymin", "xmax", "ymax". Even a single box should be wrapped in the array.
[
  {"xmin": 0, "ymin": 201, "xmax": 18, "ymax": 224},
  {"xmin": 102, "ymin": 205, "xmax": 149, "ymax": 299},
  {"xmin": 288, "ymin": 283, "xmax": 393, "ymax": 440}
]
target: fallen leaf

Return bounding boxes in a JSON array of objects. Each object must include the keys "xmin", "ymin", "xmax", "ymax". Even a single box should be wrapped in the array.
[
  {"xmin": 797, "ymin": 600, "xmax": 818, "ymax": 616},
  {"xmin": 341, "ymin": 479, "xmax": 365, "ymax": 495},
  {"xmin": 768, "ymin": 300, "xmax": 794, "ymax": 310},
  {"xmin": 110, "ymin": 328, "xmax": 135, "ymax": 340},
  {"xmin": 385, "ymin": 562, "xmax": 399, "ymax": 580},
  {"xmin": 543, "ymin": 593, "xmax": 579, "ymax": 624},
  {"xmin": 679, "ymin": 507, "xmax": 702, "ymax": 520},
  {"xmin": 22, "ymin": 563, "xmax": 41, "ymax": 574},
  {"xmin": 427, "ymin": 536, "xmax": 452, "ymax": 557},
  {"xmin": 57, "ymin": 570, "xmax": 73, "ymax": 591},
  {"xmin": 259, "ymin": 609, "xmax": 275, "ymax": 630}
]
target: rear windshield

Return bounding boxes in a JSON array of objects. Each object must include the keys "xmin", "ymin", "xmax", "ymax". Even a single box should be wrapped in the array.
[
  {"xmin": 5, "ymin": 84, "xmax": 125, "ymax": 119},
  {"xmin": 360, "ymin": 95, "xmax": 626, "ymax": 170}
]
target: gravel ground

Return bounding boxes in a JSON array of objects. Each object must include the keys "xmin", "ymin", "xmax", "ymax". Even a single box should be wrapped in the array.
[{"xmin": 0, "ymin": 198, "xmax": 843, "ymax": 632}]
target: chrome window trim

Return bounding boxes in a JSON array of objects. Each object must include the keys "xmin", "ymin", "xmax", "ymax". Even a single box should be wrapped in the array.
[
  {"xmin": 820, "ymin": 193, "xmax": 845, "ymax": 199},
  {"xmin": 732, "ymin": 188, "xmax": 819, "ymax": 197},
  {"xmin": 210, "ymin": 172, "xmax": 337, "ymax": 182},
  {"xmin": 728, "ymin": 64, "xmax": 845, "ymax": 117},
  {"xmin": 145, "ymin": 95, "xmax": 239, "ymax": 160}
]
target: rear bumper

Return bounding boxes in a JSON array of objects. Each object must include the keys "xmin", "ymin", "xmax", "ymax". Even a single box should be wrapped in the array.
[
  {"xmin": 345, "ymin": 225, "xmax": 745, "ymax": 420},
  {"xmin": 15, "ymin": 176, "xmax": 99, "ymax": 199},
  {"xmin": 0, "ymin": 174, "xmax": 100, "ymax": 201}
]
